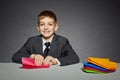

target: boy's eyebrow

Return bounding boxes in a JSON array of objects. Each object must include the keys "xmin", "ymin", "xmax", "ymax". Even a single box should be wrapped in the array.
[
  {"xmin": 40, "ymin": 22, "xmax": 44, "ymax": 23},
  {"xmin": 39, "ymin": 22, "xmax": 54, "ymax": 24}
]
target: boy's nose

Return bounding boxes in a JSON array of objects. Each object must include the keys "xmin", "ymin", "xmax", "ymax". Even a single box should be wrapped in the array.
[{"xmin": 44, "ymin": 25, "xmax": 48, "ymax": 29}]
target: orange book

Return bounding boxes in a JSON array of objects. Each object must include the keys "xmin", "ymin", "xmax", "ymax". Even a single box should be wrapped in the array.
[{"xmin": 87, "ymin": 57, "xmax": 118, "ymax": 70}]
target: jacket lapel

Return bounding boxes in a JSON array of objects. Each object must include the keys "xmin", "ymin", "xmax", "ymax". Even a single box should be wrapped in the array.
[
  {"xmin": 48, "ymin": 34, "xmax": 58, "ymax": 56},
  {"xmin": 37, "ymin": 35, "xmax": 43, "ymax": 54}
]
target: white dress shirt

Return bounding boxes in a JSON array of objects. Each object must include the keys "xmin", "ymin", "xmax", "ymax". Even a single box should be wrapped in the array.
[{"xmin": 42, "ymin": 36, "xmax": 61, "ymax": 65}]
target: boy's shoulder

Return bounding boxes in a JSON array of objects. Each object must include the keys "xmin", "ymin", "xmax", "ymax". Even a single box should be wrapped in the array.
[
  {"xmin": 54, "ymin": 34, "xmax": 69, "ymax": 41},
  {"xmin": 27, "ymin": 35, "xmax": 41, "ymax": 40}
]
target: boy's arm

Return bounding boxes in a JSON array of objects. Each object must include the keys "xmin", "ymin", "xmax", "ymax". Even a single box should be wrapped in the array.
[
  {"xmin": 12, "ymin": 38, "xmax": 33, "ymax": 63},
  {"xmin": 57, "ymin": 39, "xmax": 80, "ymax": 66}
]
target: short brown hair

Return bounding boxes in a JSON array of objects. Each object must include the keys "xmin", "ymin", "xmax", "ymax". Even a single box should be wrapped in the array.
[{"xmin": 38, "ymin": 10, "xmax": 57, "ymax": 24}]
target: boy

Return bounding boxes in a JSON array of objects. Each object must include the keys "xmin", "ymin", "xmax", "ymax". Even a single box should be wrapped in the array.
[{"xmin": 12, "ymin": 10, "xmax": 79, "ymax": 66}]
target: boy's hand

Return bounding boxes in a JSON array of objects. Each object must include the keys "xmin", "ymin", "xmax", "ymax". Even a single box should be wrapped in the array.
[
  {"xmin": 30, "ymin": 54, "xmax": 44, "ymax": 66},
  {"xmin": 44, "ymin": 56, "xmax": 57, "ymax": 65}
]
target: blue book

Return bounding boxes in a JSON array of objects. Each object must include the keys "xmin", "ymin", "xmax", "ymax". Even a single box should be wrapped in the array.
[{"xmin": 83, "ymin": 62, "xmax": 107, "ymax": 71}]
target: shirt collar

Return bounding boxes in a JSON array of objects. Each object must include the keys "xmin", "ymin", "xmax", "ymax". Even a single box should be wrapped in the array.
[{"xmin": 42, "ymin": 35, "xmax": 54, "ymax": 45}]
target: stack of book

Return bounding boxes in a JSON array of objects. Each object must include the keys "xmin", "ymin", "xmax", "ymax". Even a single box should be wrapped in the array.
[{"xmin": 82, "ymin": 57, "xmax": 118, "ymax": 74}]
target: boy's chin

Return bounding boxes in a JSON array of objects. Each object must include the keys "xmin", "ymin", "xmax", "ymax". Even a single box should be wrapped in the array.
[{"xmin": 42, "ymin": 35, "xmax": 53, "ymax": 39}]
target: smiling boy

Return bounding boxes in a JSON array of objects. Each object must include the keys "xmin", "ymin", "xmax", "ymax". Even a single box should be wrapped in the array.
[{"xmin": 12, "ymin": 10, "xmax": 79, "ymax": 66}]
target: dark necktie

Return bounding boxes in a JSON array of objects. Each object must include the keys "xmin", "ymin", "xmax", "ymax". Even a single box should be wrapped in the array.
[{"xmin": 44, "ymin": 42, "xmax": 50, "ymax": 57}]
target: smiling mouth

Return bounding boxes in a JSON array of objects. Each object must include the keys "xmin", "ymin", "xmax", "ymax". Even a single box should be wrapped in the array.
[{"xmin": 43, "ymin": 31, "xmax": 50, "ymax": 33}]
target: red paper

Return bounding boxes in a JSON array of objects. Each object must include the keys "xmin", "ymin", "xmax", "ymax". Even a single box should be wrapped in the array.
[{"xmin": 20, "ymin": 57, "xmax": 50, "ymax": 69}]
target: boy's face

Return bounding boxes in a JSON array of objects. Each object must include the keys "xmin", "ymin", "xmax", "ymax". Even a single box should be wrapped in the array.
[{"xmin": 37, "ymin": 17, "xmax": 58, "ymax": 39}]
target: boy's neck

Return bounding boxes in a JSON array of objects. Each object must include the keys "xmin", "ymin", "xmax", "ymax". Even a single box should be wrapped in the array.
[{"xmin": 42, "ymin": 35, "xmax": 54, "ymax": 42}]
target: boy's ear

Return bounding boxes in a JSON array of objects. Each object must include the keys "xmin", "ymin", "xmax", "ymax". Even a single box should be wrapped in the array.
[
  {"xmin": 36, "ymin": 26, "xmax": 40, "ymax": 31},
  {"xmin": 55, "ymin": 23, "xmax": 58, "ymax": 31}
]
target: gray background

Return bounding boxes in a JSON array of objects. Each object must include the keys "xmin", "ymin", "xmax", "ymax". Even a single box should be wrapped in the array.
[{"xmin": 0, "ymin": 0, "xmax": 120, "ymax": 62}]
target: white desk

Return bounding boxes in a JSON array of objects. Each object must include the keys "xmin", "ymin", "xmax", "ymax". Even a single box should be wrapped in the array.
[{"xmin": 0, "ymin": 63, "xmax": 119, "ymax": 80}]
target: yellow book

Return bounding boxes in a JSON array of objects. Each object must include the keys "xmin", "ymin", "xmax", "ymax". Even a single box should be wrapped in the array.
[{"xmin": 87, "ymin": 57, "xmax": 118, "ymax": 70}]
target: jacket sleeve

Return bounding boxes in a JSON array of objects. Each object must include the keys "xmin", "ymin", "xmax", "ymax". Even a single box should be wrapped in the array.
[
  {"xmin": 58, "ymin": 39, "xmax": 80, "ymax": 66},
  {"xmin": 12, "ymin": 38, "xmax": 33, "ymax": 64}
]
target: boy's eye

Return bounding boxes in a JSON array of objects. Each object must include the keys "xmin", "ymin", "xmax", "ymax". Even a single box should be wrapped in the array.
[
  {"xmin": 49, "ymin": 23, "xmax": 53, "ymax": 26},
  {"xmin": 40, "ymin": 24, "xmax": 44, "ymax": 26}
]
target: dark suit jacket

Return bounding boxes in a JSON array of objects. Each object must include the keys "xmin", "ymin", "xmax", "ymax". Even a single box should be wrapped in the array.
[{"xmin": 12, "ymin": 34, "xmax": 79, "ymax": 66}]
